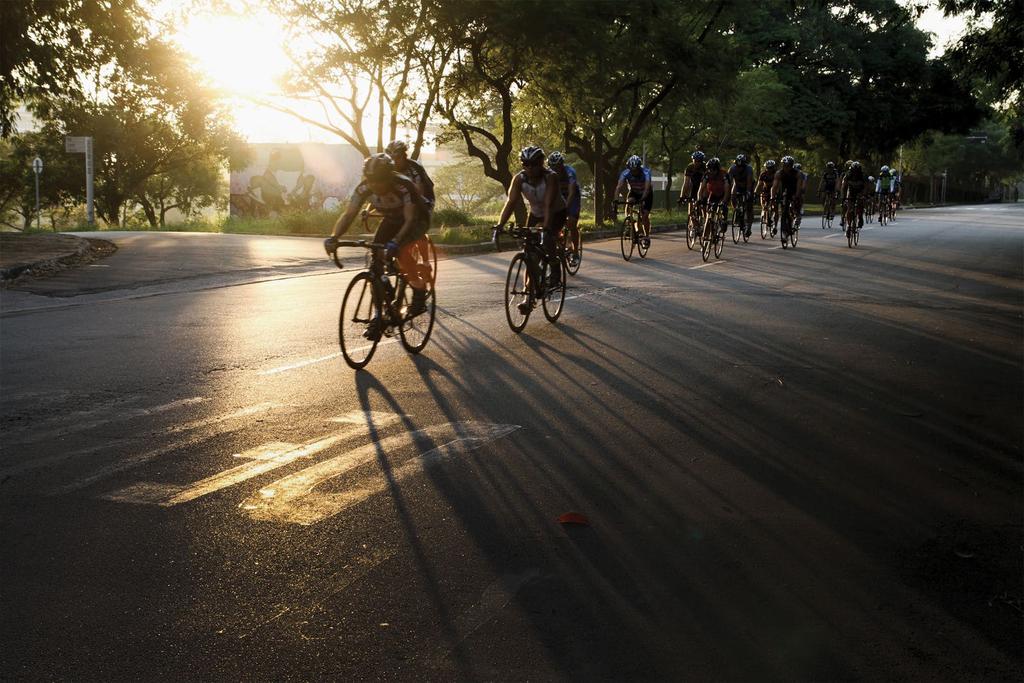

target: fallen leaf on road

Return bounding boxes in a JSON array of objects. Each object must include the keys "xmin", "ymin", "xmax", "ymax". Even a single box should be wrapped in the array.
[{"xmin": 557, "ymin": 512, "xmax": 590, "ymax": 526}]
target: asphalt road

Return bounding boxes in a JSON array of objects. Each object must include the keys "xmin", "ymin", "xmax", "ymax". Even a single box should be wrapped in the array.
[{"xmin": 1, "ymin": 206, "xmax": 1021, "ymax": 681}]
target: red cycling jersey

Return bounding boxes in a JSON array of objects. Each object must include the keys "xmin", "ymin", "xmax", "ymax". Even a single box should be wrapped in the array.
[{"xmin": 704, "ymin": 169, "xmax": 728, "ymax": 198}]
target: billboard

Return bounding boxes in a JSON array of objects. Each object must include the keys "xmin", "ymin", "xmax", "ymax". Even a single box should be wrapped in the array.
[{"xmin": 229, "ymin": 143, "xmax": 364, "ymax": 218}]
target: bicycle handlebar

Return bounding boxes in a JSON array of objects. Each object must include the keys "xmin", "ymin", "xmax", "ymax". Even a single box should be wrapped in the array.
[{"xmin": 327, "ymin": 239, "xmax": 391, "ymax": 269}]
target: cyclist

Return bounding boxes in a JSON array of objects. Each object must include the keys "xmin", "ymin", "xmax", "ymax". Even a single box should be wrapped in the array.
[
  {"xmin": 794, "ymin": 162, "xmax": 809, "ymax": 227},
  {"xmin": 495, "ymin": 146, "xmax": 567, "ymax": 291},
  {"xmin": 698, "ymin": 157, "xmax": 731, "ymax": 232},
  {"xmin": 385, "ymin": 140, "xmax": 435, "ymax": 214},
  {"xmin": 727, "ymin": 154, "xmax": 755, "ymax": 237},
  {"xmin": 547, "ymin": 151, "xmax": 581, "ymax": 266},
  {"xmin": 677, "ymin": 151, "xmax": 706, "ymax": 223},
  {"xmin": 770, "ymin": 156, "xmax": 802, "ymax": 240},
  {"xmin": 754, "ymin": 159, "xmax": 778, "ymax": 229},
  {"xmin": 876, "ymin": 165, "xmax": 894, "ymax": 220},
  {"xmin": 324, "ymin": 153, "xmax": 431, "ymax": 330},
  {"xmin": 892, "ymin": 168, "xmax": 902, "ymax": 208},
  {"xmin": 819, "ymin": 161, "xmax": 839, "ymax": 222},
  {"xmin": 615, "ymin": 154, "xmax": 653, "ymax": 246},
  {"xmin": 839, "ymin": 161, "xmax": 867, "ymax": 233}
]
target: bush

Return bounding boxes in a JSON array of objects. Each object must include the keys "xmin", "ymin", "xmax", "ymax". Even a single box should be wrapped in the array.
[{"xmin": 432, "ymin": 207, "xmax": 474, "ymax": 228}]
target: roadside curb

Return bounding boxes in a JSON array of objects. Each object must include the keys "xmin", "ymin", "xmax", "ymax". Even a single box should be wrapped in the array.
[{"xmin": 0, "ymin": 235, "xmax": 110, "ymax": 284}]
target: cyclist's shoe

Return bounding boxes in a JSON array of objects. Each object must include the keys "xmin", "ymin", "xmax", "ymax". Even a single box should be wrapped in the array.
[
  {"xmin": 517, "ymin": 300, "xmax": 532, "ymax": 315},
  {"xmin": 745, "ymin": 228, "xmax": 752, "ymax": 238},
  {"xmin": 363, "ymin": 316, "xmax": 385, "ymax": 341},
  {"xmin": 770, "ymin": 227, "xmax": 777, "ymax": 237},
  {"xmin": 405, "ymin": 288, "xmax": 428, "ymax": 318},
  {"xmin": 640, "ymin": 236, "xmax": 651, "ymax": 249}
]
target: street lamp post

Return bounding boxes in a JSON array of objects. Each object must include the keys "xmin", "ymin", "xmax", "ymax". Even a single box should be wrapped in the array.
[{"xmin": 32, "ymin": 156, "xmax": 42, "ymax": 231}]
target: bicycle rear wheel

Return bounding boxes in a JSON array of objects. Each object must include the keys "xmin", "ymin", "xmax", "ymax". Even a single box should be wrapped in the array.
[
  {"xmin": 565, "ymin": 236, "xmax": 582, "ymax": 276},
  {"xmin": 620, "ymin": 219, "xmax": 635, "ymax": 261},
  {"xmin": 854, "ymin": 227, "xmax": 860, "ymax": 246},
  {"xmin": 686, "ymin": 212, "xmax": 699, "ymax": 250},
  {"xmin": 731, "ymin": 212, "xmax": 740, "ymax": 244},
  {"xmin": 339, "ymin": 272, "xmax": 381, "ymax": 369},
  {"xmin": 398, "ymin": 279, "xmax": 436, "ymax": 354},
  {"xmin": 542, "ymin": 258, "xmax": 566, "ymax": 322},
  {"xmin": 791, "ymin": 225, "xmax": 799, "ymax": 248},
  {"xmin": 504, "ymin": 253, "xmax": 531, "ymax": 332}
]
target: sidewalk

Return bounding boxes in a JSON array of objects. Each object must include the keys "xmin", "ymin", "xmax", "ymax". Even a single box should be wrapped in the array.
[{"xmin": 0, "ymin": 233, "xmax": 111, "ymax": 283}]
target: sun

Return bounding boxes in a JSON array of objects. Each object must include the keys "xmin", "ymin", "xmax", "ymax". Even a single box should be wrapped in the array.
[{"xmin": 174, "ymin": 12, "xmax": 291, "ymax": 97}]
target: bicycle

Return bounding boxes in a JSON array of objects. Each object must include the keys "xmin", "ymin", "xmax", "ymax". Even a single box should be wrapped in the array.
[
  {"xmin": 361, "ymin": 208, "xmax": 438, "ymax": 284},
  {"xmin": 842, "ymin": 196, "xmax": 863, "ymax": 248},
  {"xmin": 821, "ymin": 191, "xmax": 836, "ymax": 230},
  {"xmin": 700, "ymin": 201, "xmax": 727, "ymax": 262},
  {"xmin": 329, "ymin": 239, "xmax": 436, "ymax": 369},
  {"xmin": 777, "ymin": 193, "xmax": 799, "ymax": 249},
  {"xmin": 557, "ymin": 222, "xmax": 582, "ymax": 276},
  {"xmin": 614, "ymin": 200, "xmax": 649, "ymax": 261},
  {"xmin": 493, "ymin": 224, "xmax": 566, "ymax": 332},
  {"xmin": 759, "ymin": 194, "xmax": 776, "ymax": 240},
  {"xmin": 865, "ymin": 194, "xmax": 876, "ymax": 224},
  {"xmin": 731, "ymin": 191, "xmax": 751, "ymax": 244},
  {"xmin": 878, "ymin": 194, "xmax": 889, "ymax": 226},
  {"xmin": 684, "ymin": 197, "xmax": 703, "ymax": 251}
]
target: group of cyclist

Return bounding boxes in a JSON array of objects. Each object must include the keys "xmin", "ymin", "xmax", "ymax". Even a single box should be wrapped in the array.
[{"xmin": 323, "ymin": 140, "xmax": 903, "ymax": 336}]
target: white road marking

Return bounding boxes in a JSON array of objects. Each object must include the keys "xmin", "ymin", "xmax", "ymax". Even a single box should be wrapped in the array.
[
  {"xmin": 565, "ymin": 286, "xmax": 618, "ymax": 301},
  {"xmin": 54, "ymin": 402, "xmax": 280, "ymax": 492},
  {"xmin": 689, "ymin": 260, "xmax": 726, "ymax": 270},
  {"xmin": 259, "ymin": 341, "xmax": 398, "ymax": 375},
  {"xmin": 103, "ymin": 412, "xmax": 403, "ymax": 506},
  {"xmin": 242, "ymin": 422, "xmax": 520, "ymax": 526}
]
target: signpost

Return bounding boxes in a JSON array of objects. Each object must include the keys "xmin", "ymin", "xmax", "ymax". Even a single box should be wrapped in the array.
[
  {"xmin": 32, "ymin": 157, "xmax": 42, "ymax": 230},
  {"xmin": 65, "ymin": 135, "xmax": 95, "ymax": 224}
]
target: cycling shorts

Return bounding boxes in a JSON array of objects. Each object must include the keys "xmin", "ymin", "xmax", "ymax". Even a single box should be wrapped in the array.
[
  {"xmin": 629, "ymin": 190, "xmax": 653, "ymax": 212},
  {"xmin": 823, "ymin": 183, "xmax": 837, "ymax": 194},
  {"xmin": 374, "ymin": 215, "xmax": 428, "ymax": 246}
]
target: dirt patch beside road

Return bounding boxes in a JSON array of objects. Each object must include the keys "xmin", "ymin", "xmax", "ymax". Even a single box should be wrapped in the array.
[{"xmin": 0, "ymin": 234, "xmax": 117, "ymax": 287}]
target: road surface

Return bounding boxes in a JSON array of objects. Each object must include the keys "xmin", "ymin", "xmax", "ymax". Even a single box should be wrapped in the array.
[{"xmin": 2, "ymin": 206, "xmax": 1021, "ymax": 680}]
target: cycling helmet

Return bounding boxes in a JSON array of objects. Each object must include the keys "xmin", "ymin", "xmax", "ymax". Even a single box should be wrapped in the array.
[
  {"xmin": 707, "ymin": 157, "xmax": 722, "ymax": 171},
  {"xmin": 547, "ymin": 151, "xmax": 565, "ymax": 167},
  {"xmin": 385, "ymin": 140, "xmax": 408, "ymax": 157},
  {"xmin": 881, "ymin": 165, "xmax": 890, "ymax": 173},
  {"xmin": 868, "ymin": 176, "xmax": 875, "ymax": 182},
  {"xmin": 826, "ymin": 161, "xmax": 836, "ymax": 169},
  {"xmin": 846, "ymin": 159, "xmax": 855, "ymax": 169},
  {"xmin": 735, "ymin": 154, "xmax": 747, "ymax": 164},
  {"xmin": 851, "ymin": 161, "xmax": 861, "ymax": 169},
  {"xmin": 691, "ymin": 150, "xmax": 705, "ymax": 161},
  {"xmin": 626, "ymin": 154, "xmax": 643, "ymax": 170},
  {"xmin": 765, "ymin": 159, "xmax": 777, "ymax": 169},
  {"xmin": 362, "ymin": 153, "xmax": 394, "ymax": 181},
  {"xmin": 520, "ymin": 146, "xmax": 545, "ymax": 165},
  {"xmin": 781, "ymin": 155, "xmax": 795, "ymax": 166},
  {"xmin": 794, "ymin": 163, "xmax": 802, "ymax": 171}
]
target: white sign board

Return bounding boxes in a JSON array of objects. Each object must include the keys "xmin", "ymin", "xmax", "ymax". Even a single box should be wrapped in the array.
[
  {"xmin": 65, "ymin": 136, "xmax": 88, "ymax": 153},
  {"xmin": 33, "ymin": 157, "xmax": 43, "ymax": 174}
]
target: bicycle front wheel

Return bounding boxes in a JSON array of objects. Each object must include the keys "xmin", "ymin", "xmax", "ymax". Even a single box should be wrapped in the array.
[
  {"xmin": 566, "ymin": 239, "xmax": 582, "ymax": 276},
  {"xmin": 686, "ymin": 213, "xmax": 699, "ymax": 250},
  {"xmin": 398, "ymin": 279, "xmax": 436, "ymax": 354},
  {"xmin": 791, "ymin": 225, "xmax": 799, "ymax": 248},
  {"xmin": 504, "ymin": 252, "xmax": 531, "ymax": 332},
  {"xmin": 700, "ymin": 219, "xmax": 713, "ymax": 262},
  {"xmin": 339, "ymin": 272, "xmax": 381, "ymax": 369},
  {"xmin": 621, "ymin": 219, "xmax": 635, "ymax": 261},
  {"xmin": 731, "ymin": 213, "xmax": 740, "ymax": 244},
  {"xmin": 760, "ymin": 210, "xmax": 769, "ymax": 240},
  {"xmin": 542, "ymin": 258, "xmax": 566, "ymax": 322},
  {"xmin": 637, "ymin": 226, "xmax": 649, "ymax": 258}
]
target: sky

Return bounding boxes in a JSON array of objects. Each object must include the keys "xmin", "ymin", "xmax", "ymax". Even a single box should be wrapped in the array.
[{"xmin": 169, "ymin": 2, "xmax": 973, "ymax": 144}]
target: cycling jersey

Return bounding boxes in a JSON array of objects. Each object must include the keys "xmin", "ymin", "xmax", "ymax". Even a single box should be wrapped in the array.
[
  {"xmin": 349, "ymin": 175, "xmax": 424, "ymax": 220},
  {"xmin": 704, "ymin": 169, "xmax": 729, "ymax": 199},
  {"xmin": 520, "ymin": 170, "xmax": 549, "ymax": 219},
  {"xmin": 822, "ymin": 170, "xmax": 838, "ymax": 191},
  {"xmin": 775, "ymin": 167, "xmax": 800, "ymax": 197},
  {"xmin": 397, "ymin": 159, "xmax": 435, "ymax": 206},
  {"xmin": 619, "ymin": 167, "xmax": 652, "ymax": 194},
  {"xmin": 557, "ymin": 165, "xmax": 581, "ymax": 218},
  {"xmin": 876, "ymin": 172, "xmax": 893, "ymax": 192},
  {"xmin": 728, "ymin": 164, "xmax": 754, "ymax": 190},
  {"xmin": 757, "ymin": 169, "xmax": 776, "ymax": 193},
  {"xmin": 684, "ymin": 162, "xmax": 705, "ymax": 184}
]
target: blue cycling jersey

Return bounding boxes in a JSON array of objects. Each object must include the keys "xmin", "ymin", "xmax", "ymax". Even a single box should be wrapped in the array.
[
  {"xmin": 619, "ymin": 167, "xmax": 651, "ymax": 193},
  {"xmin": 558, "ymin": 165, "xmax": 578, "ymax": 198}
]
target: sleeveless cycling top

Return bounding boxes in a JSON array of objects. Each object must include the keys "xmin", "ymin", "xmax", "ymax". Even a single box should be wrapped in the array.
[
  {"xmin": 877, "ymin": 172, "xmax": 893, "ymax": 191},
  {"xmin": 349, "ymin": 175, "xmax": 424, "ymax": 220},
  {"xmin": 520, "ymin": 171, "xmax": 548, "ymax": 218},
  {"xmin": 704, "ymin": 169, "xmax": 729, "ymax": 198}
]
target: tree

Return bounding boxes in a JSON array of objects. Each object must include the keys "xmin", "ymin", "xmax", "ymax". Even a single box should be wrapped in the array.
[
  {"xmin": 0, "ymin": 0, "xmax": 151, "ymax": 138},
  {"xmin": 0, "ymin": 131, "xmax": 82, "ymax": 230}
]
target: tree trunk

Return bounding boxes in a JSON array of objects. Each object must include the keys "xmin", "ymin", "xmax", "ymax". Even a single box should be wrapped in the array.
[{"xmin": 139, "ymin": 198, "xmax": 158, "ymax": 228}]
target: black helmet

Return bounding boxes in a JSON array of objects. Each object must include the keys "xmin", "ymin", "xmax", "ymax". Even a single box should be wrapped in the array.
[
  {"xmin": 520, "ymin": 146, "xmax": 544, "ymax": 165},
  {"xmin": 781, "ymin": 155, "xmax": 795, "ymax": 166},
  {"xmin": 826, "ymin": 161, "xmax": 835, "ymax": 169},
  {"xmin": 765, "ymin": 159, "xmax": 777, "ymax": 169},
  {"xmin": 691, "ymin": 150, "xmax": 705, "ymax": 161},
  {"xmin": 707, "ymin": 157, "xmax": 721, "ymax": 171},
  {"xmin": 735, "ymin": 154, "xmax": 747, "ymax": 165},
  {"xmin": 363, "ymin": 153, "xmax": 394, "ymax": 181},
  {"xmin": 385, "ymin": 140, "xmax": 408, "ymax": 157},
  {"xmin": 626, "ymin": 154, "xmax": 643, "ymax": 170},
  {"xmin": 547, "ymin": 151, "xmax": 565, "ymax": 167}
]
